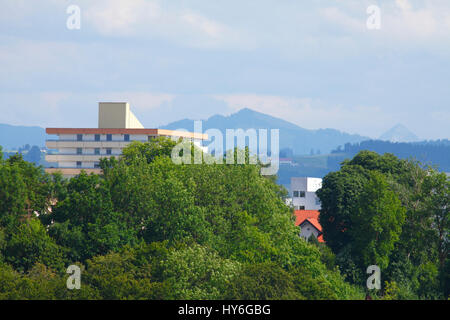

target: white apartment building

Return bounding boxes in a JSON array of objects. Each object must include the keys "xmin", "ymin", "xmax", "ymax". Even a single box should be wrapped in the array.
[
  {"xmin": 290, "ymin": 177, "xmax": 322, "ymax": 210},
  {"xmin": 45, "ymin": 102, "xmax": 207, "ymax": 177}
]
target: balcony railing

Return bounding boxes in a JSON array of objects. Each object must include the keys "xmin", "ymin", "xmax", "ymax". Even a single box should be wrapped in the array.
[
  {"xmin": 46, "ymin": 153, "xmax": 121, "ymax": 156},
  {"xmin": 45, "ymin": 139, "xmax": 148, "ymax": 142}
]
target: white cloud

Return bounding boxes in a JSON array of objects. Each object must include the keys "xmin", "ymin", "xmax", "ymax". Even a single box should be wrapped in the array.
[
  {"xmin": 320, "ymin": 0, "xmax": 450, "ymax": 43},
  {"xmin": 320, "ymin": 6, "xmax": 365, "ymax": 33},
  {"xmin": 84, "ymin": 0, "xmax": 161, "ymax": 36},
  {"xmin": 82, "ymin": 0, "xmax": 236, "ymax": 48},
  {"xmin": 0, "ymin": 90, "xmax": 175, "ymax": 128},
  {"xmin": 385, "ymin": 1, "xmax": 440, "ymax": 39},
  {"xmin": 181, "ymin": 11, "xmax": 224, "ymax": 38},
  {"xmin": 1, "ymin": 1, "xmax": 450, "ymax": 140},
  {"xmin": 95, "ymin": 92, "xmax": 175, "ymax": 112},
  {"xmin": 396, "ymin": 0, "xmax": 413, "ymax": 11},
  {"xmin": 431, "ymin": 111, "xmax": 450, "ymax": 123}
]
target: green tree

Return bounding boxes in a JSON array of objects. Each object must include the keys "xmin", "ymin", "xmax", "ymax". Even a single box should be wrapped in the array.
[
  {"xmin": 3, "ymin": 219, "xmax": 65, "ymax": 272},
  {"xmin": 316, "ymin": 165, "xmax": 369, "ymax": 253},
  {"xmin": 0, "ymin": 262, "xmax": 98, "ymax": 300},
  {"xmin": 225, "ymin": 262, "xmax": 303, "ymax": 300},
  {"xmin": 423, "ymin": 172, "xmax": 449, "ymax": 269},
  {"xmin": 318, "ymin": 150, "xmax": 448, "ymax": 299},
  {"xmin": 47, "ymin": 172, "xmax": 138, "ymax": 262},
  {"xmin": 161, "ymin": 244, "xmax": 241, "ymax": 299},
  {"xmin": 83, "ymin": 250, "xmax": 159, "ymax": 299},
  {"xmin": 121, "ymin": 137, "xmax": 178, "ymax": 164},
  {"xmin": 351, "ymin": 171, "xmax": 406, "ymax": 270},
  {"xmin": 0, "ymin": 139, "xmax": 367, "ymax": 300}
]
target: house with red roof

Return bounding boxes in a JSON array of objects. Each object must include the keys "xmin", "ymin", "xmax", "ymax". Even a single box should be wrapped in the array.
[{"xmin": 294, "ymin": 210, "xmax": 324, "ymax": 242}]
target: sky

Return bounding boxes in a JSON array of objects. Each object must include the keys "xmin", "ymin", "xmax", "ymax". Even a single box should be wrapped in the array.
[{"xmin": 0, "ymin": 0, "xmax": 449, "ymax": 140}]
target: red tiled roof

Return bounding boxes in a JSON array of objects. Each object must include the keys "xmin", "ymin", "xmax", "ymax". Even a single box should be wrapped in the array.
[
  {"xmin": 305, "ymin": 217, "xmax": 322, "ymax": 233},
  {"xmin": 294, "ymin": 210, "xmax": 324, "ymax": 242},
  {"xmin": 294, "ymin": 210, "xmax": 320, "ymax": 226}
]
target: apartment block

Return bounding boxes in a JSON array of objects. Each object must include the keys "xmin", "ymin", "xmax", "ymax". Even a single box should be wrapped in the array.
[{"xmin": 45, "ymin": 102, "xmax": 207, "ymax": 177}]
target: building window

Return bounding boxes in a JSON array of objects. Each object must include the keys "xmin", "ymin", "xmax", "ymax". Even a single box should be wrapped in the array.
[
  {"xmin": 107, "ymin": 134, "xmax": 112, "ymax": 141},
  {"xmin": 94, "ymin": 162, "xmax": 100, "ymax": 168},
  {"xmin": 77, "ymin": 134, "xmax": 83, "ymax": 141},
  {"xmin": 124, "ymin": 134, "xmax": 130, "ymax": 141},
  {"xmin": 76, "ymin": 148, "xmax": 82, "ymax": 155},
  {"xmin": 95, "ymin": 134, "xmax": 100, "ymax": 141},
  {"xmin": 76, "ymin": 161, "xmax": 82, "ymax": 168},
  {"xmin": 299, "ymin": 206, "xmax": 305, "ymax": 210},
  {"xmin": 106, "ymin": 148, "xmax": 112, "ymax": 155},
  {"xmin": 294, "ymin": 190, "xmax": 305, "ymax": 197},
  {"xmin": 94, "ymin": 148, "xmax": 100, "ymax": 155}
]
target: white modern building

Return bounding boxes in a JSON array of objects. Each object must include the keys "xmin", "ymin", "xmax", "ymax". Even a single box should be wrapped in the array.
[
  {"xmin": 290, "ymin": 177, "xmax": 322, "ymax": 211},
  {"xmin": 45, "ymin": 102, "xmax": 208, "ymax": 177}
]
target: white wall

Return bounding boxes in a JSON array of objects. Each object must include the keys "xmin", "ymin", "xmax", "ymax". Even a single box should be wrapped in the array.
[
  {"xmin": 291, "ymin": 177, "xmax": 322, "ymax": 210},
  {"xmin": 299, "ymin": 220, "xmax": 320, "ymax": 240}
]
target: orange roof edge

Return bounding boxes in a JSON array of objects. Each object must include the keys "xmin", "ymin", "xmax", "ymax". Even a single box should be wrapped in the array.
[{"xmin": 294, "ymin": 210, "xmax": 320, "ymax": 226}]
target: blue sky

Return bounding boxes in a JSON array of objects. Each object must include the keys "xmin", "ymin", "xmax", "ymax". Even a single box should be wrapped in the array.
[{"xmin": 1, "ymin": 0, "xmax": 449, "ymax": 139}]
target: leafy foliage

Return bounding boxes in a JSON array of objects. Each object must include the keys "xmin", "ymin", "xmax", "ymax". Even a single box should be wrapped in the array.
[
  {"xmin": 0, "ymin": 141, "xmax": 446, "ymax": 300},
  {"xmin": 318, "ymin": 150, "xmax": 449, "ymax": 299}
]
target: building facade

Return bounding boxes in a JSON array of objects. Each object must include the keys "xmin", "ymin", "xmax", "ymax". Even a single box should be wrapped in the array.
[
  {"xmin": 290, "ymin": 177, "xmax": 322, "ymax": 210},
  {"xmin": 45, "ymin": 102, "xmax": 207, "ymax": 177}
]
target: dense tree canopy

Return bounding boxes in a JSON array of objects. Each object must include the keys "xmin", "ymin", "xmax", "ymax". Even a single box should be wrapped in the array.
[
  {"xmin": 0, "ymin": 142, "xmax": 447, "ymax": 300},
  {"xmin": 0, "ymin": 139, "xmax": 365, "ymax": 300},
  {"xmin": 317, "ymin": 150, "xmax": 449, "ymax": 299}
]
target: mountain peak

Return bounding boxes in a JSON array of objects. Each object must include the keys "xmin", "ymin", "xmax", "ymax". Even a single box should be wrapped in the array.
[
  {"xmin": 161, "ymin": 108, "xmax": 369, "ymax": 154},
  {"xmin": 380, "ymin": 124, "xmax": 419, "ymax": 142},
  {"xmin": 235, "ymin": 107, "xmax": 257, "ymax": 114}
]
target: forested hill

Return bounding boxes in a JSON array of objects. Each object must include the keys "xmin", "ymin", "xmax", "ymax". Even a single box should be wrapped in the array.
[
  {"xmin": 328, "ymin": 139, "xmax": 450, "ymax": 172},
  {"xmin": 0, "ymin": 123, "xmax": 46, "ymax": 149}
]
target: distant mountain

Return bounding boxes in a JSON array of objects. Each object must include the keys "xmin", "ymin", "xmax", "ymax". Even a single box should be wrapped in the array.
[
  {"xmin": 380, "ymin": 124, "xmax": 419, "ymax": 142},
  {"xmin": 160, "ymin": 108, "xmax": 370, "ymax": 154},
  {"xmin": 0, "ymin": 123, "xmax": 46, "ymax": 149}
]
